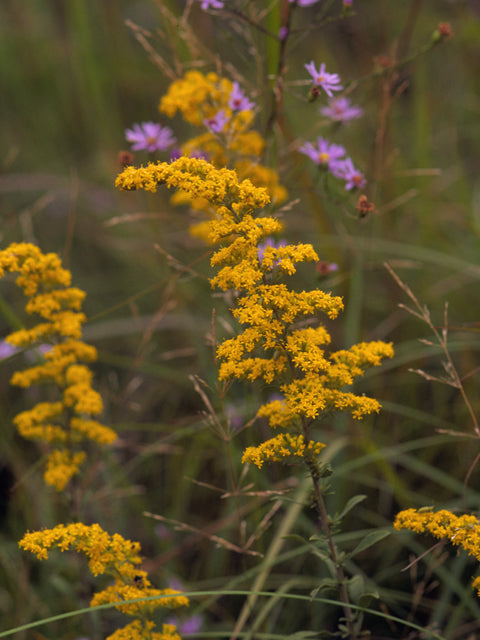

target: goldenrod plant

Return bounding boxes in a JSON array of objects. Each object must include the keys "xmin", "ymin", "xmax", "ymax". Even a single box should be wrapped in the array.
[
  {"xmin": 116, "ymin": 155, "xmax": 394, "ymax": 637},
  {"xmin": 0, "ymin": 243, "xmax": 116, "ymax": 491},
  {"xmin": 2, "ymin": 244, "xmax": 190, "ymax": 639},
  {"xmin": 20, "ymin": 523, "xmax": 189, "ymax": 640},
  {"xmin": 394, "ymin": 509, "xmax": 480, "ymax": 597}
]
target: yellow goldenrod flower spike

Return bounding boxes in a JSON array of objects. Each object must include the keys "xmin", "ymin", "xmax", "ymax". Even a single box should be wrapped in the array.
[
  {"xmin": 242, "ymin": 434, "xmax": 326, "ymax": 469},
  {"xmin": 116, "ymin": 157, "xmax": 393, "ymax": 469},
  {"xmin": 105, "ymin": 620, "xmax": 182, "ymax": 640},
  {"xmin": 157, "ymin": 70, "xmax": 287, "ymax": 243},
  {"xmin": 0, "ymin": 242, "xmax": 116, "ymax": 491},
  {"xmin": 19, "ymin": 523, "xmax": 188, "ymax": 640},
  {"xmin": 395, "ymin": 508, "xmax": 480, "ymax": 597},
  {"xmin": 116, "ymin": 156, "xmax": 270, "ymax": 212}
]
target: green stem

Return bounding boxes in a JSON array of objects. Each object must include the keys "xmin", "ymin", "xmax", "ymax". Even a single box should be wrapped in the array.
[{"xmin": 302, "ymin": 421, "xmax": 359, "ymax": 640}]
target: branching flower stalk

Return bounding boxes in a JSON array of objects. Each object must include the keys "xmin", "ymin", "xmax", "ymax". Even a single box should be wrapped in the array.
[{"xmin": 117, "ymin": 157, "xmax": 394, "ymax": 637}]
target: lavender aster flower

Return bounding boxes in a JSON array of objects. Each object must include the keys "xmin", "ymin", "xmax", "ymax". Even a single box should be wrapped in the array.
[
  {"xmin": 199, "ymin": 0, "xmax": 224, "ymax": 8},
  {"xmin": 305, "ymin": 61, "xmax": 343, "ymax": 97},
  {"xmin": 331, "ymin": 157, "xmax": 366, "ymax": 190},
  {"xmin": 289, "ymin": 0, "xmax": 321, "ymax": 5},
  {"xmin": 204, "ymin": 110, "xmax": 229, "ymax": 133},
  {"xmin": 225, "ymin": 403, "xmax": 244, "ymax": 432},
  {"xmin": 0, "ymin": 340, "xmax": 18, "ymax": 360},
  {"xmin": 320, "ymin": 97, "xmax": 363, "ymax": 122},
  {"xmin": 169, "ymin": 148, "xmax": 208, "ymax": 162},
  {"xmin": 228, "ymin": 82, "xmax": 255, "ymax": 111},
  {"xmin": 257, "ymin": 237, "xmax": 287, "ymax": 268},
  {"xmin": 167, "ymin": 615, "xmax": 203, "ymax": 636},
  {"xmin": 180, "ymin": 615, "xmax": 203, "ymax": 635},
  {"xmin": 125, "ymin": 122, "xmax": 176, "ymax": 152},
  {"xmin": 299, "ymin": 137, "xmax": 346, "ymax": 169},
  {"xmin": 316, "ymin": 261, "xmax": 339, "ymax": 276}
]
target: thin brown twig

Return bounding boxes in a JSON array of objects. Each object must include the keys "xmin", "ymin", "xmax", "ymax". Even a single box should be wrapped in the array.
[
  {"xmin": 143, "ymin": 511, "xmax": 263, "ymax": 558},
  {"xmin": 386, "ymin": 263, "xmax": 480, "ymax": 439},
  {"xmin": 401, "ymin": 540, "xmax": 444, "ymax": 572}
]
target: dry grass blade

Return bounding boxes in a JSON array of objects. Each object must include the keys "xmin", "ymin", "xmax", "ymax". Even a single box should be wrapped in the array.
[{"xmin": 124, "ymin": 19, "xmax": 177, "ymax": 80}]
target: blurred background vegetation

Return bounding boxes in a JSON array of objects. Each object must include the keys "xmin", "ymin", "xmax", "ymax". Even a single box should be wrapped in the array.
[{"xmin": 2, "ymin": 1, "xmax": 480, "ymax": 638}]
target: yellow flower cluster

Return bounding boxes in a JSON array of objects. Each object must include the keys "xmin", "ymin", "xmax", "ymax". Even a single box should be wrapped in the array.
[
  {"xmin": 209, "ymin": 204, "xmax": 393, "ymax": 464},
  {"xmin": 394, "ymin": 508, "xmax": 480, "ymax": 596},
  {"xmin": 115, "ymin": 158, "xmax": 394, "ymax": 470},
  {"xmin": 242, "ymin": 433, "xmax": 325, "ymax": 469},
  {"xmin": 158, "ymin": 70, "xmax": 286, "ymax": 240},
  {"xmin": 0, "ymin": 243, "xmax": 116, "ymax": 490},
  {"xmin": 160, "ymin": 70, "xmax": 254, "ymax": 133},
  {"xmin": 19, "ymin": 523, "xmax": 188, "ymax": 640},
  {"xmin": 116, "ymin": 156, "xmax": 269, "ymax": 209},
  {"xmin": 107, "ymin": 621, "xmax": 182, "ymax": 640}
]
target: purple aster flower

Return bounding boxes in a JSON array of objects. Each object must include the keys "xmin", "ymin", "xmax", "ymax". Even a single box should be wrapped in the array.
[
  {"xmin": 289, "ymin": 0, "xmax": 321, "ymax": 5},
  {"xmin": 154, "ymin": 523, "xmax": 171, "ymax": 539},
  {"xmin": 320, "ymin": 96, "xmax": 363, "ymax": 122},
  {"xmin": 198, "ymin": 0, "xmax": 224, "ymax": 9},
  {"xmin": 24, "ymin": 343, "xmax": 53, "ymax": 363},
  {"xmin": 125, "ymin": 122, "xmax": 176, "ymax": 152},
  {"xmin": 169, "ymin": 148, "xmax": 208, "ymax": 162},
  {"xmin": 180, "ymin": 615, "xmax": 203, "ymax": 635},
  {"xmin": 316, "ymin": 261, "xmax": 339, "ymax": 275},
  {"xmin": 36, "ymin": 343, "xmax": 52, "ymax": 356},
  {"xmin": 298, "ymin": 137, "xmax": 346, "ymax": 168},
  {"xmin": 305, "ymin": 61, "xmax": 343, "ymax": 97},
  {"xmin": 225, "ymin": 403, "xmax": 244, "ymax": 432},
  {"xmin": 0, "ymin": 340, "xmax": 18, "ymax": 360},
  {"xmin": 204, "ymin": 110, "xmax": 229, "ymax": 133},
  {"xmin": 331, "ymin": 157, "xmax": 366, "ymax": 190},
  {"xmin": 257, "ymin": 237, "xmax": 287, "ymax": 267},
  {"xmin": 168, "ymin": 577, "xmax": 185, "ymax": 591},
  {"xmin": 0, "ymin": 340, "xmax": 53, "ymax": 362},
  {"xmin": 228, "ymin": 82, "xmax": 255, "ymax": 112},
  {"xmin": 167, "ymin": 615, "xmax": 203, "ymax": 636},
  {"xmin": 169, "ymin": 148, "xmax": 182, "ymax": 162}
]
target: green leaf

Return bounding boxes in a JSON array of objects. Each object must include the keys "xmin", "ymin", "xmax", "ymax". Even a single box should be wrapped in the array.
[
  {"xmin": 349, "ymin": 529, "xmax": 392, "ymax": 558},
  {"xmin": 310, "ymin": 578, "xmax": 340, "ymax": 600},
  {"xmin": 347, "ymin": 574, "xmax": 365, "ymax": 604},
  {"xmin": 283, "ymin": 534, "xmax": 309, "ymax": 545},
  {"xmin": 335, "ymin": 494, "xmax": 367, "ymax": 521},
  {"xmin": 359, "ymin": 590, "xmax": 380, "ymax": 607}
]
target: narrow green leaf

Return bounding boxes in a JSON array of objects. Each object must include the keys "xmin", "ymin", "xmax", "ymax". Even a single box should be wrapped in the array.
[
  {"xmin": 350, "ymin": 529, "xmax": 392, "ymax": 558},
  {"xmin": 335, "ymin": 494, "xmax": 367, "ymax": 521}
]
